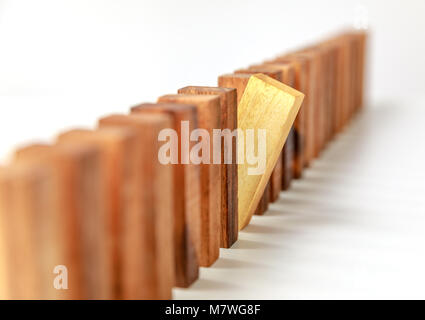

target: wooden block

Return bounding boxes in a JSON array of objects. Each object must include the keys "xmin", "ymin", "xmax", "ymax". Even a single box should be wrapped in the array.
[
  {"xmin": 250, "ymin": 63, "xmax": 299, "ymax": 186},
  {"xmin": 254, "ymin": 182, "xmax": 270, "ymax": 215},
  {"xmin": 14, "ymin": 143, "xmax": 109, "ymax": 299},
  {"xmin": 98, "ymin": 113, "xmax": 174, "ymax": 299},
  {"xmin": 0, "ymin": 163, "xmax": 54, "ymax": 299},
  {"xmin": 130, "ymin": 103, "xmax": 200, "ymax": 287},
  {"xmin": 177, "ymin": 86, "xmax": 238, "ymax": 249},
  {"xmin": 316, "ymin": 41, "xmax": 339, "ymax": 138},
  {"xmin": 237, "ymin": 74, "xmax": 304, "ymax": 229},
  {"xmin": 282, "ymin": 129, "xmax": 294, "ymax": 190},
  {"xmin": 274, "ymin": 55, "xmax": 314, "ymax": 167},
  {"xmin": 56, "ymin": 127, "xmax": 142, "ymax": 298},
  {"xmin": 288, "ymin": 49, "xmax": 324, "ymax": 157},
  {"xmin": 157, "ymin": 94, "xmax": 221, "ymax": 267},
  {"xmin": 0, "ymin": 171, "xmax": 7, "ymax": 299},
  {"xmin": 263, "ymin": 61, "xmax": 306, "ymax": 179},
  {"xmin": 235, "ymin": 68, "xmax": 285, "ymax": 205},
  {"xmin": 218, "ymin": 73, "xmax": 251, "ymax": 104}
]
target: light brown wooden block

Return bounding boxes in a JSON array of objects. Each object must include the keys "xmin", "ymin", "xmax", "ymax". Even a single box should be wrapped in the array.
[
  {"xmin": 98, "ymin": 113, "xmax": 174, "ymax": 299},
  {"xmin": 235, "ymin": 68, "xmax": 284, "ymax": 207},
  {"xmin": 157, "ymin": 94, "xmax": 221, "ymax": 267},
  {"xmin": 130, "ymin": 103, "xmax": 200, "ymax": 287},
  {"xmin": 264, "ymin": 60, "xmax": 306, "ymax": 179},
  {"xmin": 237, "ymin": 74, "xmax": 304, "ymax": 229},
  {"xmin": 249, "ymin": 63, "xmax": 298, "ymax": 188},
  {"xmin": 14, "ymin": 143, "xmax": 109, "ymax": 299},
  {"xmin": 0, "ymin": 163, "xmax": 54, "ymax": 299},
  {"xmin": 0, "ymin": 172, "xmax": 7, "ymax": 299},
  {"xmin": 56, "ymin": 127, "xmax": 142, "ymax": 298},
  {"xmin": 177, "ymin": 86, "xmax": 238, "ymax": 249}
]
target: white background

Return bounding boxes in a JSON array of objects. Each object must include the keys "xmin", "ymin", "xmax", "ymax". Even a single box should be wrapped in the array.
[
  {"xmin": 0, "ymin": 0, "xmax": 424, "ymax": 160},
  {"xmin": 0, "ymin": 0, "xmax": 425, "ymax": 299}
]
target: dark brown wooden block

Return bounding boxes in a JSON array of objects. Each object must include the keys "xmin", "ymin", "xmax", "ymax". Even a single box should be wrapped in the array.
[
  {"xmin": 218, "ymin": 73, "xmax": 251, "ymax": 104},
  {"xmin": 157, "ymin": 94, "xmax": 221, "ymax": 267},
  {"xmin": 130, "ymin": 103, "xmax": 200, "ymax": 287},
  {"xmin": 98, "ymin": 113, "xmax": 174, "ymax": 299},
  {"xmin": 177, "ymin": 86, "xmax": 238, "ymax": 249},
  {"xmin": 254, "ymin": 182, "xmax": 270, "ymax": 216},
  {"xmin": 274, "ymin": 55, "xmax": 315, "ymax": 167}
]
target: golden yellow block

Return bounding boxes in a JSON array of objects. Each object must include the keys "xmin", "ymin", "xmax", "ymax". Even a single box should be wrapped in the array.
[{"xmin": 238, "ymin": 74, "xmax": 304, "ymax": 229}]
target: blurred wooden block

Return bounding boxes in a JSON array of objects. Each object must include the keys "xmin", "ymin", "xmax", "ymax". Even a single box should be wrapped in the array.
[
  {"xmin": 0, "ymin": 163, "xmax": 54, "ymax": 299},
  {"xmin": 98, "ymin": 113, "xmax": 174, "ymax": 299},
  {"xmin": 218, "ymin": 73, "xmax": 251, "ymax": 104},
  {"xmin": 157, "ymin": 94, "xmax": 221, "ymax": 267},
  {"xmin": 178, "ymin": 86, "xmax": 238, "ymax": 248},
  {"xmin": 56, "ymin": 127, "xmax": 141, "ymax": 298},
  {"xmin": 130, "ymin": 103, "xmax": 200, "ymax": 287},
  {"xmin": 316, "ymin": 41, "xmax": 339, "ymax": 138},
  {"xmin": 237, "ymin": 74, "xmax": 304, "ymax": 229},
  {"xmin": 0, "ymin": 171, "xmax": 7, "ymax": 299},
  {"xmin": 264, "ymin": 61, "xmax": 306, "ymax": 179},
  {"xmin": 14, "ymin": 143, "xmax": 109, "ymax": 299}
]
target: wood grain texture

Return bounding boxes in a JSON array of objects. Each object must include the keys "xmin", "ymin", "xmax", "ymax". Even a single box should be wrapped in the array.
[
  {"xmin": 157, "ymin": 94, "xmax": 221, "ymax": 267},
  {"xmin": 0, "ymin": 163, "xmax": 54, "ymax": 299},
  {"xmin": 274, "ymin": 54, "xmax": 314, "ymax": 167},
  {"xmin": 264, "ymin": 60, "xmax": 306, "ymax": 179},
  {"xmin": 0, "ymin": 170, "xmax": 7, "ymax": 299},
  {"xmin": 56, "ymin": 127, "xmax": 141, "ymax": 299},
  {"xmin": 218, "ymin": 73, "xmax": 251, "ymax": 104},
  {"xmin": 98, "ymin": 113, "xmax": 174, "ymax": 300},
  {"xmin": 14, "ymin": 143, "xmax": 109, "ymax": 299},
  {"xmin": 254, "ymin": 182, "xmax": 270, "ymax": 215},
  {"xmin": 235, "ymin": 68, "xmax": 284, "ymax": 208},
  {"xmin": 287, "ymin": 49, "xmax": 323, "ymax": 157},
  {"xmin": 251, "ymin": 63, "xmax": 298, "ymax": 187},
  {"xmin": 237, "ymin": 74, "xmax": 304, "ymax": 229},
  {"xmin": 130, "ymin": 103, "xmax": 200, "ymax": 287},
  {"xmin": 177, "ymin": 86, "xmax": 238, "ymax": 248}
]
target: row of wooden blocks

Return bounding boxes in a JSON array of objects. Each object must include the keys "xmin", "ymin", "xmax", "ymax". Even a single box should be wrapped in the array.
[{"xmin": 0, "ymin": 30, "xmax": 367, "ymax": 299}]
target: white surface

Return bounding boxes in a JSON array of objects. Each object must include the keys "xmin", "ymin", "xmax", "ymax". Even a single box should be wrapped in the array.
[{"xmin": 174, "ymin": 102, "xmax": 425, "ymax": 299}]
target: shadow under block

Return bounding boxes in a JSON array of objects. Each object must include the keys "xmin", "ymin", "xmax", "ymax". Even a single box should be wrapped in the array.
[
  {"xmin": 130, "ymin": 103, "xmax": 200, "ymax": 287},
  {"xmin": 177, "ymin": 86, "xmax": 238, "ymax": 249},
  {"xmin": 157, "ymin": 94, "xmax": 221, "ymax": 267},
  {"xmin": 0, "ymin": 163, "xmax": 55, "ymax": 299},
  {"xmin": 237, "ymin": 74, "xmax": 304, "ymax": 229},
  {"xmin": 98, "ymin": 113, "xmax": 174, "ymax": 300},
  {"xmin": 13, "ymin": 143, "xmax": 109, "ymax": 299},
  {"xmin": 56, "ymin": 127, "xmax": 143, "ymax": 298}
]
